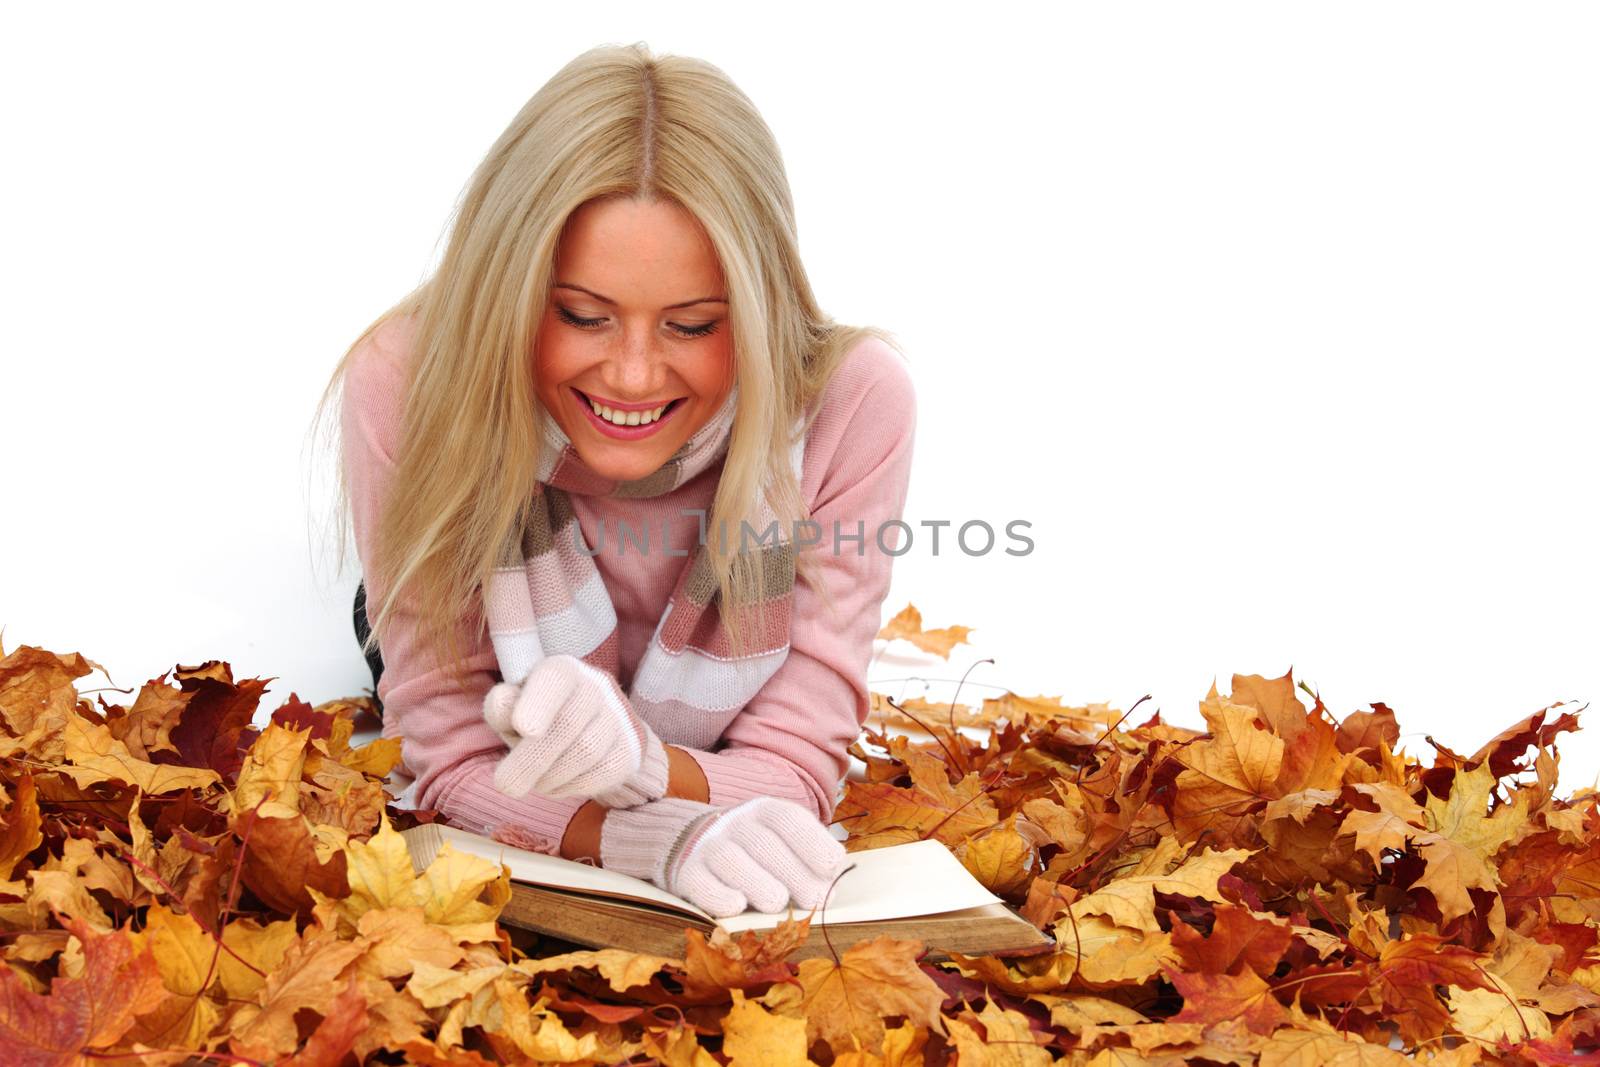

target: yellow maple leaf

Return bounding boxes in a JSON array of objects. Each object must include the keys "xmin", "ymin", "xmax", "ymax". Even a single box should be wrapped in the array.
[
  {"xmin": 232, "ymin": 721, "xmax": 310, "ymax": 815},
  {"xmin": 59, "ymin": 714, "xmax": 220, "ymax": 794},
  {"xmin": 797, "ymin": 935, "xmax": 946, "ymax": 1056},
  {"xmin": 219, "ymin": 917, "xmax": 297, "ymax": 1001},
  {"xmin": 318, "ymin": 814, "xmax": 510, "ymax": 934},
  {"xmin": 947, "ymin": 1000, "xmax": 1053, "ymax": 1065},
  {"xmin": 1069, "ymin": 839, "xmax": 1253, "ymax": 934},
  {"xmin": 722, "ymin": 987, "xmax": 810, "ymax": 1066},
  {"xmin": 1423, "ymin": 761, "xmax": 1533, "ymax": 863},
  {"xmin": 513, "ymin": 947, "xmax": 679, "ymax": 993}
]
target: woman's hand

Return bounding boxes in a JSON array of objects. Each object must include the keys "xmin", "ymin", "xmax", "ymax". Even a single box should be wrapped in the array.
[
  {"xmin": 483, "ymin": 654, "xmax": 670, "ymax": 808},
  {"xmin": 598, "ymin": 796, "xmax": 850, "ymax": 918}
]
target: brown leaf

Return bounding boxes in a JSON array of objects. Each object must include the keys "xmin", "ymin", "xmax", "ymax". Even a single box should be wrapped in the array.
[
  {"xmin": 59, "ymin": 714, "xmax": 220, "ymax": 795},
  {"xmin": 0, "ymin": 646, "xmax": 101, "ymax": 762},
  {"xmin": 1167, "ymin": 966, "xmax": 1292, "ymax": 1035},
  {"xmin": 682, "ymin": 918, "xmax": 809, "ymax": 992},
  {"xmin": 954, "ymin": 813, "xmax": 1038, "ymax": 897},
  {"xmin": 1168, "ymin": 687, "xmax": 1284, "ymax": 843},
  {"xmin": 946, "ymin": 999, "xmax": 1054, "ymax": 1065},
  {"xmin": 797, "ymin": 935, "xmax": 945, "ymax": 1056},
  {"xmin": 1170, "ymin": 902, "xmax": 1295, "ymax": 978},
  {"xmin": 104, "ymin": 676, "xmax": 188, "ymax": 762},
  {"xmin": 226, "ymin": 925, "xmax": 366, "ymax": 1061},
  {"xmin": 0, "ymin": 775, "xmax": 43, "ymax": 880},
  {"xmin": 235, "ymin": 811, "xmax": 349, "ymax": 915},
  {"xmin": 282, "ymin": 975, "xmax": 369, "ymax": 1067},
  {"xmin": 163, "ymin": 665, "xmax": 266, "ymax": 780},
  {"xmin": 1335, "ymin": 702, "xmax": 1401, "ymax": 761}
]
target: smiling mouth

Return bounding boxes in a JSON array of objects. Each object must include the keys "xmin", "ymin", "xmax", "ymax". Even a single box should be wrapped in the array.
[{"xmin": 573, "ymin": 388, "xmax": 687, "ymax": 428}]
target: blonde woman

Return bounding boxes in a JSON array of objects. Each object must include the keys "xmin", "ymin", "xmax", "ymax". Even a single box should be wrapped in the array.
[{"xmin": 319, "ymin": 43, "xmax": 916, "ymax": 919}]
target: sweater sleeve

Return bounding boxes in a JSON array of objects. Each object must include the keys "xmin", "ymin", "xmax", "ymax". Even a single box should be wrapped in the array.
[
  {"xmin": 339, "ymin": 322, "xmax": 587, "ymax": 854},
  {"xmin": 682, "ymin": 340, "xmax": 917, "ymax": 822}
]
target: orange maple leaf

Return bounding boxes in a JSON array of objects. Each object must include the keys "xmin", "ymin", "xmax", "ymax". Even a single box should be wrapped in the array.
[
  {"xmin": 0, "ymin": 915, "xmax": 165, "ymax": 1064},
  {"xmin": 876, "ymin": 604, "xmax": 973, "ymax": 659}
]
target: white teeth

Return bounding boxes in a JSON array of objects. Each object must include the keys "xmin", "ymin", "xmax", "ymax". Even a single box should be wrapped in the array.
[{"xmin": 586, "ymin": 395, "xmax": 671, "ymax": 426}]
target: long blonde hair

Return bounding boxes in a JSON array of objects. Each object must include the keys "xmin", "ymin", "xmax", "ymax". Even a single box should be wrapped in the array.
[{"xmin": 308, "ymin": 42, "xmax": 902, "ymax": 689}]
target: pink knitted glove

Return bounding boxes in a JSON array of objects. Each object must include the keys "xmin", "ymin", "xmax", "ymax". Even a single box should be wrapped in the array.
[
  {"xmin": 597, "ymin": 796, "xmax": 850, "ymax": 918},
  {"xmin": 483, "ymin": 654, "xmax": 671, "ymax": 809}
]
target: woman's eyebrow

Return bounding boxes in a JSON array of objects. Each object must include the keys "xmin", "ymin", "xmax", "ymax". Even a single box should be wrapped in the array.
[{"xmin": 554, "ymin": 282, "xmax": 727, "ymax": 309}]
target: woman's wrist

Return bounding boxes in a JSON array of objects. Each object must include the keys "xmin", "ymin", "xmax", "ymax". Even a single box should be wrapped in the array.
[
  {"xmin": 665, "ymin": 743, "xmax": 710, "ymax": 803},
  {"xmin": 559, "ymin": 745, "xmax": 710, "ymax": 864},
  {"xmin": 559, "ymin": 798, "xmax": 609, "ymax": 863}
]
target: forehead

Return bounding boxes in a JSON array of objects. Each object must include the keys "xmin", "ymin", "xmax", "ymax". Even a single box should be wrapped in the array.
[{"xmin": 555, "ymin": 197, "xmax": 724, "ymax": 303}]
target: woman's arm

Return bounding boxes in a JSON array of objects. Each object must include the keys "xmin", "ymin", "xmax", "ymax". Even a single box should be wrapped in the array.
[
  {"xmin": 341, "ymin": 324, "xmax": 590, "ymax": 853},
  {"xmin": 681, "ymin": 340, "xmax": 918, "ymax": 824}
]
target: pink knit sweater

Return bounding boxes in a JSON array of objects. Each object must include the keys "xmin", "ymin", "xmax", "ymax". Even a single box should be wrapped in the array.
[{"xmin": 340, "ymin": 314, "xmax": 916, "ymax": 851}]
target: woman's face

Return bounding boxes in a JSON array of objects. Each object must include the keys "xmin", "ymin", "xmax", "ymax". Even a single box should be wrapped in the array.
[{"xmin": 533, "ymin": 195, "xmax": 735, "ymax": 484}]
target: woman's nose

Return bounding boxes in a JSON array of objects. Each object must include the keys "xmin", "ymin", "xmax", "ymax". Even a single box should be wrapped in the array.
[{"xmin": 602, "ymin": 328, "xmax": 670, "ymax": 395}]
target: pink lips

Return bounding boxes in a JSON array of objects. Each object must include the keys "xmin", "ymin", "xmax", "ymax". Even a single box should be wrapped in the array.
[{"xmin": 573, "ymin": 387, "xmax": 684, "ymax": 441}]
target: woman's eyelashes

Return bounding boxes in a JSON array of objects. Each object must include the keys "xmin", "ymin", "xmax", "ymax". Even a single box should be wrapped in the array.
[{"xmin": 555, "ymin": 305, "xmax": 720, "ymax": 339}]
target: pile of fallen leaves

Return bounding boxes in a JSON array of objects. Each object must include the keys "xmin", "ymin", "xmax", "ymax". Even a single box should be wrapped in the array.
[{"xmin": 1, "ymin": 617, "xmax": 1597, "ymax": 1066}]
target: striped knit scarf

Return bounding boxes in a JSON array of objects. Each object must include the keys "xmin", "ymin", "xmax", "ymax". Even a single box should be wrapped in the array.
[{"xmin": 483, "ymin": 384, "xmax": 808, "ymax": 750}]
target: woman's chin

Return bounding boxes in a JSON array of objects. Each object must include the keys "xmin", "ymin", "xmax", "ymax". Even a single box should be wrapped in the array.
[{"xmin": 572, "ymin": 439, "xmax": 677, "ymax": 483}]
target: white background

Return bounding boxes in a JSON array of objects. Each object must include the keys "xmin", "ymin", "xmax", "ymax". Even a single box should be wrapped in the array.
[{"xmin": 5, "ymin": 4, "xmax": 1596, "ymax": 791}]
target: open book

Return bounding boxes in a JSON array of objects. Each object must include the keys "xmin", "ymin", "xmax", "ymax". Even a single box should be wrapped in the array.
[{"xmin": 401, "ymin": 822, "xmax": 1055, "ymax": 962}]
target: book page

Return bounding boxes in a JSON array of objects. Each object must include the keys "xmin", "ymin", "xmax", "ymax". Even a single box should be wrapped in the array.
[
  {"xmin": 402, "ymin": 823, "xmax": 717, "ymax": 922},
  {"xmin": 716, "ymin": 838, "xmax": 1003, "ymax": 933}
]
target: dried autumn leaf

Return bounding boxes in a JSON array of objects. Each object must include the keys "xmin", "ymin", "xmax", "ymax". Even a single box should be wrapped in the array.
[
  {"xmin": 0, "ymin": 916, "xmax": 165, "ymax": 1064},
  {"xmin": 226, "ymin": 925, "xmax": 367, "ymax": 1061},
  {"xmin": 1423, "ymin": 761, "xmax": 1533, "ymax": 865},
  {"xmin": 218, "ymin": 917, "xmax": 297, "ymax": 1001},
  {"xmin": 230, "ymin": 721, "xmax": 311, "ymax": 815},
  {"xmin": 1335, "ymin": 703, "xmax": 1401, "ymax": 763},
  {"xmin": 955, "ymin": 812, "xmax": 1037, "ymax": 897},
  {"xmin": 59, "ymin": 714, "xmax": 221, "ymax": 795},
  {"xmin": 320, "ymin": 814, "xmax": 508, "ymax": 934},
  {"xmin": 682, "ymin": 919, "xmax": 810, "ymax": 992},
  {"xmin": 1375, "ymin": 934, "xmax": 1496, "ymax": 1044},
  {"xmin": 1169, "ymin": 901, "xmax": 1295, "ymax": 978},
  {"xmin": 103, "ymin": 676, "xmax": 188, "ymax": 762},
  {"xmin": 946, "ymin": 999, "xmax": 1054, "ymax": 1065},
  {"xmin": 1165, "ymin": 967, "xmax": 1292, "ymax": 1035},
  {"xmin": 354, "ymin": 906, "xmax": 468, "ymax": 979},
  {"xmin": 164, "ymin": 665, "xmax": 266, "ymax": 780},
  {"xmin": 339, "ymin": 733, "xmax": 404, "ymax": 778},
  {"xmin": 1448, "ymin": 980, "xmax": 1553, "ymax": 1043},
  {"xmin": 0, "ymin": 775, "xmax": 43, "ymax": 879},
  {"xmin": 1256, "ymin": 1024, "xmax": 1412, "ymax": 1066},
  {"xmin": 876, "ymin": 603, "xmax": 973, "ymax": 658},
  {"xmin": 722, "ymin": 987, "xmax": 810, "ymax": 1066},
  {"xmin": 797, "ymin": 935, "xmax": 946, "ymax": 1056},
  {"xmin": 488, "ymin": 976, "xmax": 618, "ymax": 1062},
  {"xmin": 0, "ymin": 646, "xmax": 101, "ymax": 763},
  {"xmin": 513, "ymin": 946, "xmax": 679, "ymax": 994},
  {"xmin": 282, "ymin": 976, "xmax": 370, "ymax": 1067},
  {"xmin": 1068, "ymin": 838, "xmax": 1252, "ymax": 934},
  {"xmin": 1168, "ymin": 688, "xmax": 1285, "ymax": 842},
  {"xmin": 125, "ymin": 903, "xmax": 223, "ymax": 1048},
  {"xmin": 235, "ymin": 810, "xmax": 349, "ymax": 915}
]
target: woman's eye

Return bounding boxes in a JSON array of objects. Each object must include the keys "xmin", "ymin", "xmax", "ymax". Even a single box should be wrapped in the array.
[
  {"xmin": 556, "ymin": 305, "xmax": 720, "ymax": 339},
  {"xmin": 555, "ymin": 306, "xmax": 605, "ymax": 329}
]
